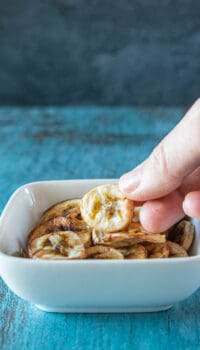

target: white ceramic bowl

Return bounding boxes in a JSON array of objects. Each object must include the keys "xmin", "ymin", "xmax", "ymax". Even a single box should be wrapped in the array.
[{"xmin": 0, "ymin": 179, "xmax": 200, "ymax": 313}]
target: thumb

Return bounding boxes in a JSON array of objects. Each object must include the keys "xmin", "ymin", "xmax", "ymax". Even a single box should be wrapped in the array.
[{"xmin": 119, "ymin": 99, "xmax": 200, "ymax": 201}]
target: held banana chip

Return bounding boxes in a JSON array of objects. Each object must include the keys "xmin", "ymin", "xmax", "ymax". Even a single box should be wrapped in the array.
[
  {"xmin": 25, "ymin": 184, "xmax": 195, "ymax": 260},
  {"xmin": 80, "ymin": 184, "xmax": 134, "ymax": 232}
]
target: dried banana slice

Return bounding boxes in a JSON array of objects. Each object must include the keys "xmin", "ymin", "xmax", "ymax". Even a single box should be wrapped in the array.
[
  {"xmin": 132, "ymin": 206, "xmax": 141, "ymax": 223},
  {"xmin": 28, "ymin": 216, "xmax": 71, "ymax": 243},
  {"xmin": 128, "ymin": 222, "xmax": 146, "ymax": 232},
  {"xmin": 167, "ymin": 241, "xmax": 188, "ymax": 257},
  {"xmin": 92, "ymin": 229, "xmax": 141, "ymax": 247},
  {"xmin": 66, "ymin": 209, "xmax": 92, "ymax": 246},
  {"xmin": 144, "ymin": 243, "xmax": 169, "ymax": 258},
  {"xmin": 120, "ymin": 244, "xmax": 147, "ymax": 259},
  {"xmin": 40, "ymin": 199, "xmax": 81, "ymax": 224},
  {"xmin": 80, "ymin": 184, "xmax": 134, "ymax": 232},
  {"xmin": 92, "ymin": 228, "xmax": 166, "ymax": 248},
  {"xmin": 28, "ymin": 213, "xmax": 89, "ymax": 243},
  {"xmin": 85, "ymin": 245, "xmax": 124, "ymax": 259},
  {"xmin": 33, "ymin": 250, "xmax": 78, "ymax": 260},
  {"xmin": 68, "ymin": 216, "xmax": 88, "ymax": 232},
  {"xmin": 169, "ymin": 220, "xmax": 194, "ymax": 251},
  {"xmin": 77, "ymin": 230, "xmax": 92, "ymax": 247},
  {"xmin": 63, "ymin": 206, "xmax": 90, "ymax": 232},
  {"xmin": 29, "ymin": 231, "xmax": 85, "ymax": 259}
]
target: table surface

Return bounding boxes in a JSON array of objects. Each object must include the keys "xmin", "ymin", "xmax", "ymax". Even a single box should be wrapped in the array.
[{"xmin": 0, "ymin": 107, "xmax": 199, "ymax": 350}]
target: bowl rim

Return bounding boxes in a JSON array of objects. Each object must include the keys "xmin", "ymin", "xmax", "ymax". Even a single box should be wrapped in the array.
[
  {"xmin": 0, "ymin": 179, "xmax": 199, "ymax": 265},
  {"xmin": 0, "ymin": 252, "xmax": 200, "ymax": 264}
]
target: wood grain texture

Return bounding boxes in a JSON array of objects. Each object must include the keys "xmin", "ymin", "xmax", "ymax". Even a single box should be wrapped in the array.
[{"xmin": 0, "ymin": 107, "xmax": 199, "ymax": 350}]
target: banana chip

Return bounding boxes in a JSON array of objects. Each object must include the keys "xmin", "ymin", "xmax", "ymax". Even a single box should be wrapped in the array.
[
  {"xmin": 85, "ymin": 245, "xmax": 124, "ymax": 259},
  {"xmin": 28, "ymin": 216, "xmax": 71, "ymax": 243},
  {"xmin": 40, "ymin": 199, "xmax": 81, "ymax": 224},
  {"xmin": 128, "ymin": 222, "xmax": 148, "ymax": 232},
  {"xmin": 132, "ymin": 233, "xmax": 166, "ymax": 244},
  {"xmin": 33, "ymin": 250, "xmax": 79, "ymax": 260},
  {"xmin": 144, "ymin": 243, "xmax": 169, "ymax": 258},
  {"xmin": 169, "ymin": 220, "xmax": 194, "ymax": 251},
  {"xmin": 62, "ymin": 206, "xmax": 91, "ymax": 233},
  {"xmin": 30, "ymin": 231, "xmax": 85, "ymax": 259},
  {"xmin": 80, "ymin": 184, "xmax": 134, "ymax": 232},
  {"xmin": 92, "ymin": 229, "xmax": 143, "ymax": 247},
  {"xmin": 68, "ymin": 217, "xmax": 88, "ymax": 232},
  {"xmin": 92, "ymin": 229, "xmax": 166, "ymax": 248},
  {"xmin": 77, "ymin": 230, "xmax": 92, "ymax": 247},
  {"xmin": 167, "ymin": 241, "xmax": 188, "ymax": 257},
  {"xmin": 120, "ymin": 244, "xmax": 147, "ymax": 259}
]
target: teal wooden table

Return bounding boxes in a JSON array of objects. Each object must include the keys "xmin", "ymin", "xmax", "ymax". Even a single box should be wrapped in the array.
[{"xmin": 0, "ymin": 107, "xmax": 200, "ymax": 350}]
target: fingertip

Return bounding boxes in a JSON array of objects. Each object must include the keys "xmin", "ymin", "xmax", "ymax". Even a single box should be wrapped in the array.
[
  {"xmin": 140, "ymin": 202, "xmax": 169, "ymax": 232},
  {"xmin": 183, "ymin": 191, "xmax": 200, "ymax": 218},
  {"xmin": 139, "ymin": 191, "xmax": 185, "ymax": 233}
]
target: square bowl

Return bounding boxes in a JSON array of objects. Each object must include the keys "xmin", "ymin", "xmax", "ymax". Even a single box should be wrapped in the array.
[{"xmin": 0, "ymin": 179, "xmax": 200, "ymax": 313}]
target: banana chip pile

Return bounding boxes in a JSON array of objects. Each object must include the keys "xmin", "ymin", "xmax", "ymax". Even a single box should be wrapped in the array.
[{"xmin": 26, "ymin": 184, "xmax": 195, "ymax": 260}]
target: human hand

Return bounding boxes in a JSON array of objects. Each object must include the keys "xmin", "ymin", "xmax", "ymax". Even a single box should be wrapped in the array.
[{"xmin": 119, "ymin": 99, "xmax": 200, "ymax": 232}]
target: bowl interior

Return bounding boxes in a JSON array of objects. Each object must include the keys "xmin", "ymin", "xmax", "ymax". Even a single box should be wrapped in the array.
[
  {"xmin": 0, "ymin": 179, "xmax": 199, "ymax": 257},
  {"xmin": 0, "ymin": 180, "xmax": 115, "ymax": 254}
]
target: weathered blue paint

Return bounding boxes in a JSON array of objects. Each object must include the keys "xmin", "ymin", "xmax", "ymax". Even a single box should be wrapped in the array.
[{"xmin": 0, "ymin": 107, "xmax": 199, "ymax": 350}]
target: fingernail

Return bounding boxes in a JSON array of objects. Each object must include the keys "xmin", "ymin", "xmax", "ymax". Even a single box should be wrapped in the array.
[{"xmin": 119, "ymin": 169, "xmax": 141, "ymax": 193}]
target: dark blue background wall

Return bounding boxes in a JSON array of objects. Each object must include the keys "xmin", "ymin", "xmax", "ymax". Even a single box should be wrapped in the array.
[{"xmin": 0, "ymin": 0, "xmax": 199, "ymax": 106}]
